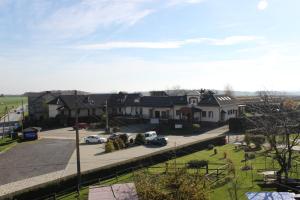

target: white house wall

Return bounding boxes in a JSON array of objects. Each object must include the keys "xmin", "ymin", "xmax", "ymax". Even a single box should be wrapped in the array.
[
  {"xmin": 141, "ymin": 107, "xmax": 175, "ymax": 119},
  {"xmin": 198, "ymin": 106, "xmax": 220, "ymax": 122},
  {"xmin": 48, "ymin": 105, "xmax": 60, "ymax": 118},
  {"xmin": 198, "ymin": 104, "xmax": 238, "ymax": 123},
  {"xmin": 142, "ymin": 107, "xmax": 150, "ymax": 118},
  {"xmin": 220, "ymin": 104, "xmax": 239, "ymax": 121},
  {"xmin": 173, "ymin": 105, "xmax": 183, "ymax": 120}
]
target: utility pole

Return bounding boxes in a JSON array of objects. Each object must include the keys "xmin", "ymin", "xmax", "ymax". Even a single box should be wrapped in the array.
[
  {"xmin": 105, "ymin": 100, "xmax": 109, "ymax": 133},
  {"xmin": 4, "ymin": 106, "xmax": 8, "ymax": 138},
  {"xmin": 21, "ymin": 100, "xmax": 25, "ymax": 133},
  {"xmin": 75, "ymin": 90, "xmax": 81, "ymax": 194},
  {"xmin": 6, "ymin": 106, "xmax": 9, "ymax": 123},
  {"xmin": 2, "ymin": 108, "xmax": 5, "ymax": 139}
]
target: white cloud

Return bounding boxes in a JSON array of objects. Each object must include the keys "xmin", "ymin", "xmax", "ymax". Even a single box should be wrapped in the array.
[
  {"xmin": 257, "ymin": 0, "xmax": 268, "ymax": 10},
  {"xmin": 41, "ymin": 0, "xmax": 153, "ymax": 38},
  {"xmin": 77, "ymin": 36, "xmax": 262, "ymax": 50},
  {"xmin": 40, "ymin": 0, "xmax": 208, "ymax": 39},
  {"xmin": 209, "ymin": 36, "xmax": 261, "ymax": 45},
  {"xmin": 167, "ymin": 0, "xmax": 205, "ymax": 6}
]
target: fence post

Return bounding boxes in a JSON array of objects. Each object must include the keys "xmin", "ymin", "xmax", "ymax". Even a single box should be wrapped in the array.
[
  {"xmin": 115, "ymin": 172, "xmax": 118, "ymax": 182},
  {"xmin": 206, "ymin": 164, "xmax": 209, "ymax": 174},
  {"xmin": 296, "ymin": 162, "xmax": 299, "ymax": 179},
  {"xmin": 251, "ymin": 162, "xmax": 254, "ymax": 187},
  {"xmin": 165, "ymin": 162, "xmax": 169, "ymax": 174}
]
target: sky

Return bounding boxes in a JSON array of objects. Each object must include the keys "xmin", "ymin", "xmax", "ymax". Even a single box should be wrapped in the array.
[{"xmin": 1, "ymin": 0, "xmax": 300, "ymax": 94}]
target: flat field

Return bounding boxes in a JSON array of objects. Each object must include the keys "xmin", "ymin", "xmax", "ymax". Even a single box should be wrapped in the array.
[{"xmin": 0, "ymin": 96, "xmax": 27, "ymax": 117}]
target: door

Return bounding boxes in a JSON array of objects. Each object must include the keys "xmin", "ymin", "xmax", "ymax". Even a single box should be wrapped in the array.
[
  {"xmin": 221, "ymin": 112, "xmax": 225, "ymax": 121},
  {"xmin": 155, "ymin": 111, "xmax": 160, "ymax": 118}
]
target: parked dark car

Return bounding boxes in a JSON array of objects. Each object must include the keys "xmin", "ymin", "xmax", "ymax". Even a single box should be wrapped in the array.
[
  {"xmin": 73, "ymin": 123, "xmax": 89, "ymax": 130},
  {"xmin": 148, "ymin": 136, "xmax": 168, "ymax": 146},
  {"xmin": 22, "ymin": 127, "xmax": 41, "ymax": 141}
]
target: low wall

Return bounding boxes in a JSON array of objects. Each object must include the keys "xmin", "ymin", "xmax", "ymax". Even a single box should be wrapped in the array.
[{"xmin": 1, "ymin": 135, "xmax": 226, "ymax": 200}]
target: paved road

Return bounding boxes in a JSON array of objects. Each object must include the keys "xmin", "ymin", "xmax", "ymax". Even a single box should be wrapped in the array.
[
  {"xmin": 0, "ymin": 139, "xmax": 74, "ymax": 185},
  {"xmin": 0, "ymin": 125, "xmax": 228, "ymax": 197}
]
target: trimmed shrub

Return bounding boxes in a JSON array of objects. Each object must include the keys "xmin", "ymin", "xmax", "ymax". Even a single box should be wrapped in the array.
[
  {"xmin": 119, "ymin": 134, "xmax": 129, "ymax": 144},
  {"xmin": 243, "ymin": 146, "xmax": 251, "ymax": 152},
  {"xmin": 105, "ymin": 141, "xmax": 115, "ymax": 153},
  {"xmin": 214, "ymin": 148, "xmax": 218, "ymax": 155},
  {"xmin": 187, "ymin": 160, "xmax": 208, "ymax": 169},
  {"xmin": 116, "ymin": 138, "xmax": 126, "ymax": 149},
  {"xmin": 113, "ymin": 139, "xmax": 120, "ymax": 150},
  {"xmin": 207, "ymin": 144, "xmax": 214, "ymax": 150},
  {"xmin": 192, "ymin": 124, "xmax": 201, "ymax": 130},
  {"xmin": 135, "ymin": 133, "xmax": 146, "ymax": 145},
  {"xmin": 241, "ymin": 165, "xmax": 252, "ymax": 171},
  {"xmin": 248, "ymin": 153, "xmax": 256, "ymax": 160}
]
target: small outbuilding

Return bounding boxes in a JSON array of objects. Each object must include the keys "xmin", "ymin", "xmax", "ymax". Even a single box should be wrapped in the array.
[{"xmin": 88, "ymin": 183, "xmax": 138, "ymax": 200}]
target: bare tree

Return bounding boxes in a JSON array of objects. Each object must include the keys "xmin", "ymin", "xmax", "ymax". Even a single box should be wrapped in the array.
[
  {"xmin": 247, "ymin": 92, "xmax": 300, "ymax": 183},
  {"xmin": 224, "ymin": 84, "xmax": 234, "ymax": 97}
]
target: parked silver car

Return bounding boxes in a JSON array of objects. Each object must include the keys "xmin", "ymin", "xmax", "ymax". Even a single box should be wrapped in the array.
[{"xmin": 84, "ymin": 135, "xmax": 107, "ymax": 144}]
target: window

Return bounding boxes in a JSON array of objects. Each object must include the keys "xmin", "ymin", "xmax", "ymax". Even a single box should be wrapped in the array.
[
  {"xmin": 202, "ymin": 111, "xmax": 206, "ymax": 117},
  {"xmin": 162, "ymin": 111, "xmax": 167, "ymax": 119},
  {"xmin": 208, "ymin": 111, "xmax": 214, "ymax": 118}
]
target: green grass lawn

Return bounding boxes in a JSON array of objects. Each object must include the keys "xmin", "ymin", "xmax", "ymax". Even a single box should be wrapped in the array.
[
  {"xmin": 59, "ymin": 144, "xmax": 286, "ymax": 200},
  {"xmin": 0, "ymin": 136, "xmax": 18, "ymax": 152},
  {"xmin": 0, "ymin": 96, "xmax": 28, "ymax": 118}
]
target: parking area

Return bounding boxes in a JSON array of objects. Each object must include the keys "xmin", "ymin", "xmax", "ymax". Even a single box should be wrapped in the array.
[
  {"xmin": 0, "ymin": 138, "xmax": 74, "ymax": 185},
  {"xmin": 0, "ymin": 125, "xmax": 229, "ymax": 197},
  {"xmin": 39, "ymin": 124, "xmax": 152, "ymax": 141},
  {"xmin": 64, "ymin": 125, "xmax": 229, "ymax": 174},
  {"xmin": 39, "ymin": 127, "xmax": 94, "ymax": 140}
]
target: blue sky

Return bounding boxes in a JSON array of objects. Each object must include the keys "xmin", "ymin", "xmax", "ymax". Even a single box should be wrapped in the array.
[{"xmin": 1, "ymin": 0, "xmax": 300, "ymax": 94}]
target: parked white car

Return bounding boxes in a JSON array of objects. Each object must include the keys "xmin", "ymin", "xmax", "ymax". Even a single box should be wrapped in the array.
[
  {"xmin": 84, "ymin": 135, "xmax": 107, "ymax": 144},
  {"xmin": 143, "ymin": 131, "xmax": 157, "ymax": 142}
]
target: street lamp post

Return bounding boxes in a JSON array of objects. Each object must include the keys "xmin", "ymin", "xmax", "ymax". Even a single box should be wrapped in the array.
[{"xmin": 1, "ymin": 103, "xmax": 9, "ymax": 139}]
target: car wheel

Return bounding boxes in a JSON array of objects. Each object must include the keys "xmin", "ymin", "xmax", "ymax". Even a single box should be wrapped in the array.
[{"xmin": 86, "ymin": 140, "xmax": 90, "ymax": 144}]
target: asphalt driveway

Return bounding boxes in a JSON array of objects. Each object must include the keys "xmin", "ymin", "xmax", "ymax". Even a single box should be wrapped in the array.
[{"xmin": 0, "ymin": 138, "xmax": 75, "ymax": 185}]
